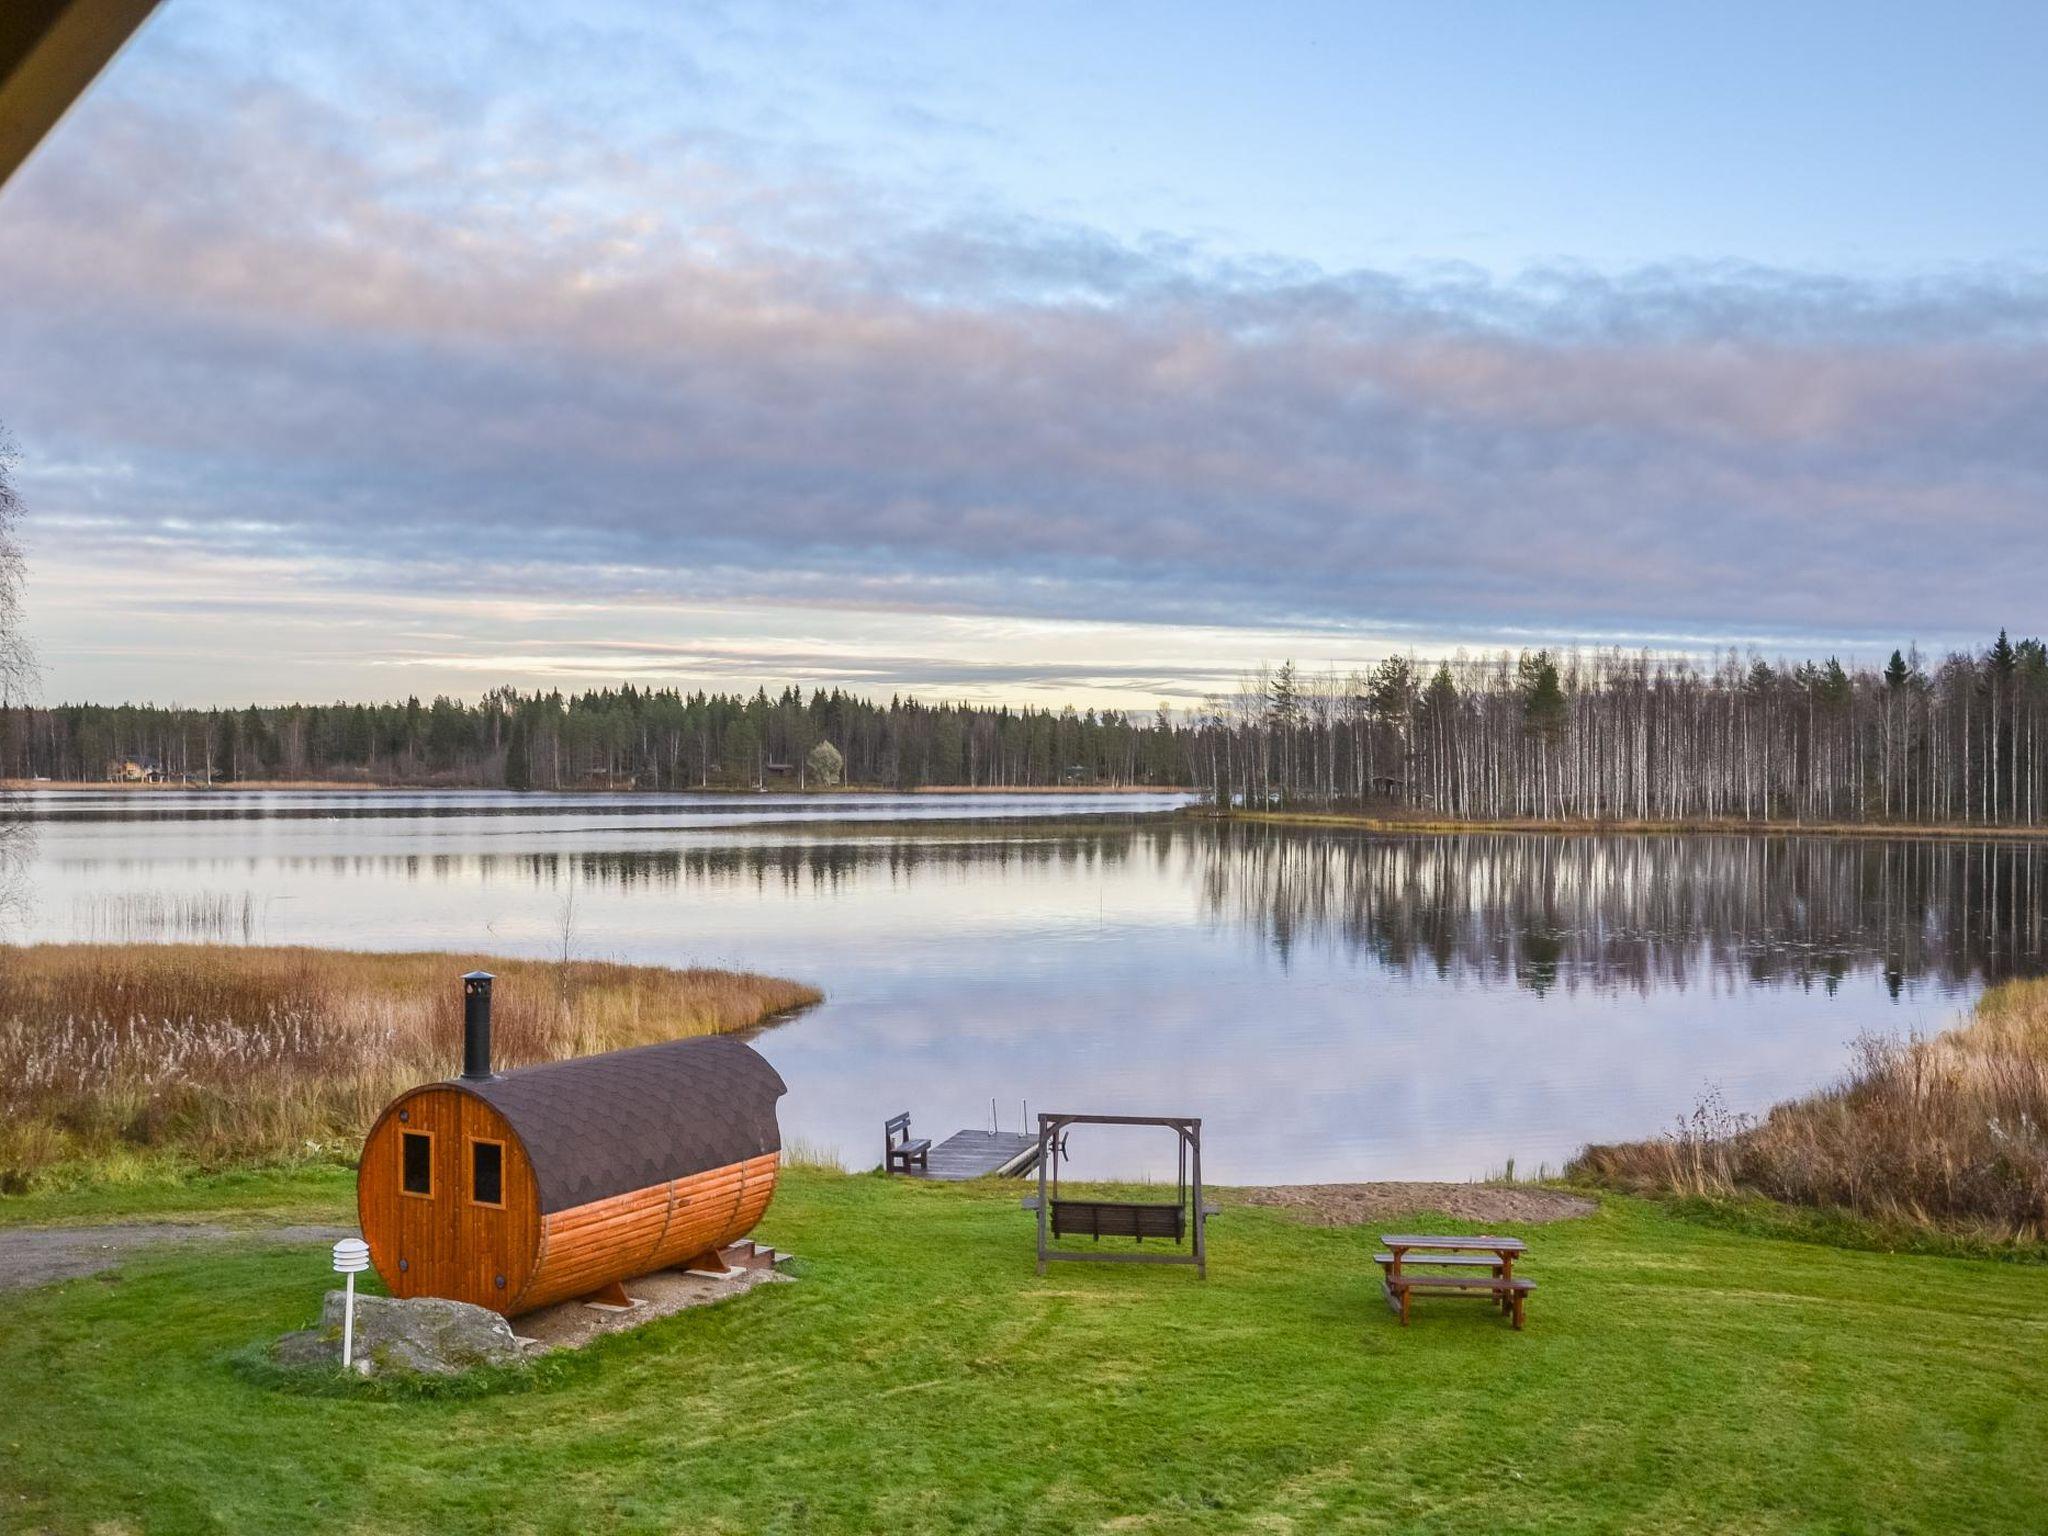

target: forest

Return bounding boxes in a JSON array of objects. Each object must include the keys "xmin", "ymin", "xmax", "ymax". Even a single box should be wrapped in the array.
[
  {"xmin": 1194, "ymin": 637, "xmax": 2048, "ymax": 827},
  {"xmin": 0, "ymin": 685, "xmax": 1184, "ymax": 792},
  {"xmin": 6, "ymin": 631, "xmax": 2048, "ymax": 827}
]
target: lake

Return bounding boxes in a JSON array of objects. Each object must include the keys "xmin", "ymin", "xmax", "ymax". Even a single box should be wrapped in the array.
[{"xmin": 8, "ymin": 789, "xmax": 2046, "ymax": 1181}]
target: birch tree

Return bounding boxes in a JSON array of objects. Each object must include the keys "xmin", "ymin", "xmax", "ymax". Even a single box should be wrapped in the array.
[{"xmin": 0, "ymin": 427, "xmax": 34, "ymax": 919}]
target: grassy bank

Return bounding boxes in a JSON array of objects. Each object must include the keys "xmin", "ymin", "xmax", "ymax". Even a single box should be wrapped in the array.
[
  {"xmin": 1572, "ymin": 977, "xmax": 2048, "ymax": 1242},
  {"xmin": 1193, "ymin": 805, "xmax": 2048, "ymax": 842},
  {"xmin": 0, "ymin": 945, "xmax": 819, "ymax": 1188},
  {"xmin": 4, "ymin": 1168, "xmax": 2046, "ymax": 1533}
]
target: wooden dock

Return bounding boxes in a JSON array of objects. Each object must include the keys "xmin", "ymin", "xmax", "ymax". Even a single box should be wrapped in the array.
[{"xmin": 907, "ymin": 1130, "xmax": 1041, "ymax": 1181}]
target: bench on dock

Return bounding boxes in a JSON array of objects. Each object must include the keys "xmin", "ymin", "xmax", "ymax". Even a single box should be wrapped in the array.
[
  {"xmin": 1377, "ymin": 1235, "xmax": 1533, "ymax": 1330},
  {"xmin": 883, "ymin": 1112, "xmax": 930, "ymax": 1174}
]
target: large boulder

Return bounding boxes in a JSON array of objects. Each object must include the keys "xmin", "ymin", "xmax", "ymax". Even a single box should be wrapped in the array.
[{"xmin": 272, "ymin": 1291, "xmax": 524, "ymax": 1376}]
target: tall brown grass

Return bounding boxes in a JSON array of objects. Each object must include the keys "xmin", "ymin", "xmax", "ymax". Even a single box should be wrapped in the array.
[
  {"xmin": 0, "ymin": 944, "xmax": 820, "ymax": 1188},
  {"xmin": 1569, "ymin": 978, "xmax": 2048, "ymax": 1241}
]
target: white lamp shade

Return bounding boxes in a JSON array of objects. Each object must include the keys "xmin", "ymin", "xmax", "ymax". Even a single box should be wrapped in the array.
[{"xmin": 331, "ymin": 1237, "xmax": 372, "ymax": 1274}]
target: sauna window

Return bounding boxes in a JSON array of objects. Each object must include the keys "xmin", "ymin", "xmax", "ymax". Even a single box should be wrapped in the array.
[
  {"xmin": 400, "ymin": 1130, "xmax": 434, "ymax": 1197},
  {"xmin": 470, "ymin": 1139, "xmax": 505, "ymax": 1208}
]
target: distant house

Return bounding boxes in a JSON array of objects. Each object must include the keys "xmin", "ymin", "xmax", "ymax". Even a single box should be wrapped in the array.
[
  {"xmin": 108, "ymin": 755, "xmax": 165, "ymax": 783},
  {"xmin": 1370, "ymin": 775, "xmax": 1432, "ymax": 806}
]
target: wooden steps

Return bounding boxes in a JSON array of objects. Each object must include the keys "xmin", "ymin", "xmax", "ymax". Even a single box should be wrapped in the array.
[
  {"xmin": 570, "ymin": 1239, "xmax": 792, "ymax": 1308},
  {"xmin": 719, "ymin": 1238, "xmax": 792, "ymax": 1272}
]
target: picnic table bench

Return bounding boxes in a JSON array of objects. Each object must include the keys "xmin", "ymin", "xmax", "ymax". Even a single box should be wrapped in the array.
[{"xmin": 1377, "ymin": 1234, "xmax": 1533, "ymax": 1330}]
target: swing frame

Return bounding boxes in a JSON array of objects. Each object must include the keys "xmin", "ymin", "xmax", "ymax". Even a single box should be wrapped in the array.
[{"xmin": 1025, "ymin": 1113, "xmax": 1212, "ymax": 1278}]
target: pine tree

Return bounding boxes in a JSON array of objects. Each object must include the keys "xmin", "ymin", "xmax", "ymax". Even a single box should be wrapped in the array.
[
  {"xmin": 503, "ymin": 714, "xmax": 532, "ymax": 791},
  {"xmin": 1367, "ymin": 656, "xmax": 1416, "ymax": 727},
  {"xmin": 1519, "ymin": 651, "xmax": 1567, "ymax": 739},
  {"xmin": 1988, "ymin": 630, "xmax": 2018, "ymax": 680},
  {"xmin": 1267, "ymin": 661, "xmax": 1301, "ymax": 728}
]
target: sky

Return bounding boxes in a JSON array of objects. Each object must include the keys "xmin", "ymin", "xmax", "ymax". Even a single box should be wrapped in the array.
[{"xmin": 2, "ymin": 0, "xmax": 2047, "ymax": 708}]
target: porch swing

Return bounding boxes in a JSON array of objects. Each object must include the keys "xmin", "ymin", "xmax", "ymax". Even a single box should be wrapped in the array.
[{"xmin": 1020, "ymin": 1114, "xmax": 1217, "ymax": 1278}]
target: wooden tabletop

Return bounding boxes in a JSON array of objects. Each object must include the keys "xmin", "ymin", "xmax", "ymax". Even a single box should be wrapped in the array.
[{"xmin": 1380, "ymin": 1234, "xmax": 1527, "ymax": 1253}]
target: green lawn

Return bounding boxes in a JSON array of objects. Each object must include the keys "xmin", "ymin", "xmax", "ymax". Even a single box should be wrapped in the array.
[
  {"xmin": 0, "ymin": 1163, "xmax": 358, "ymax": 1227},
  {"xmin": 4, "ymin": 1170, "xmax": 2046, "ymax": 1535}
]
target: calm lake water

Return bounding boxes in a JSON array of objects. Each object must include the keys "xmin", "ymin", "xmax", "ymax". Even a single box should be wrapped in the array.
[{"xmin": 10, "ymin": 789, "xmax": 2048, "ymax": 1181}]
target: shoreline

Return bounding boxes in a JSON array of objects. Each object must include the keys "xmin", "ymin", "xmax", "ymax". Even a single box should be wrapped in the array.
[
  {"xmin": 1188, "ymin": 806, "xmax": 2048, "ymax": 843},
  {"xmin": 15, "ymin": 780, "xmax": 2044, "ymax": 840},
  {"xmin": 0, "ymin": 943, "xmax": 821, "ymax": 1184},
  {"xmin": 1, "ymin": 779, "xmax": 1192, "ymax": 795},
  {"xmin": 1571, "ymin": 975, "xmax": 2048, "ymax": 1247}
]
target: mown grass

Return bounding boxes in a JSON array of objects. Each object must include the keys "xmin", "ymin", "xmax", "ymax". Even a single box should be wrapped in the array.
[
  {"xmin": 0, "ymin": 1161, "xmax": 358, "ymax": 1228},
  {"xmin": 0, "ymin": 945, "xmax": 819, "ymax": 1189},
  {"xmin": 1572, "ymin": 976, "xmax": 2048, "ymax": 1242},
  {"xmin": 3, "ymin": 1168, "xmax": 2046, "ymax": 1534}
]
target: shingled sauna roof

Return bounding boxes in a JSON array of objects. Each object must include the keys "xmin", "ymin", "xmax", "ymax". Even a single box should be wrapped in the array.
[{"xmin": 462, "ymin": 1035, "xmax": 787, "ymax": 1214}]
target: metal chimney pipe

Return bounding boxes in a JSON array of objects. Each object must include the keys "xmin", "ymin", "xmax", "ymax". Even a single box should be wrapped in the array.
[{"xmin": 461, "ymin": 970, "xmax": 495, "ymax": 1081}]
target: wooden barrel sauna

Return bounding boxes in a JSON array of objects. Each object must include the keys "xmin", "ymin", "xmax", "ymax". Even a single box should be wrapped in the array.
[{"xmin": 358, "ymin": 1020, "xmax": 786, "ymax": 1315}]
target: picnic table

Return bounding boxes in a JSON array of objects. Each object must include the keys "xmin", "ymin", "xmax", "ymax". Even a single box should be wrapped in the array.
[{"xmin": 1377, "ymin": 1234, "xmax": 1533, "ymax": 1330}]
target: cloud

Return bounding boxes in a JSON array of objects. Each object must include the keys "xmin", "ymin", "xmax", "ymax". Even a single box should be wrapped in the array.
[{"xmin": 2, "ymin": 3, "xmax": 2046, "ymax": 708}]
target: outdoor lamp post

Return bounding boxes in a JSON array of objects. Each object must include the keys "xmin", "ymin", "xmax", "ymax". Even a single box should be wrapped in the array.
[{"xmin": 331, "ymin": 1236, "xmax": 371, "ymax": 1369}]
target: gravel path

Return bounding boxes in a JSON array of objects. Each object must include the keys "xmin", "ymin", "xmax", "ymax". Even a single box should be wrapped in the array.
[{"xmin": 0, "ymin": 1223, "xmax": 355, "ymax": 1293}]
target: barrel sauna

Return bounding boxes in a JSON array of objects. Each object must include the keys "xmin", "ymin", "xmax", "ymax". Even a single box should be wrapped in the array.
[{"xmin": 357, "ymin": 977, "xmax": 786, "ymax": 1315}]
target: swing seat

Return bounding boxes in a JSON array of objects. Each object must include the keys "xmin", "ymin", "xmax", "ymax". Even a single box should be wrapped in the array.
[{"xmin": 1050, "ymin": 1199, "xmax": 1186, "ymax": 1242}]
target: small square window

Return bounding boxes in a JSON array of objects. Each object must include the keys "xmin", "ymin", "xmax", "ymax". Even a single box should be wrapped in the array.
[
  {"xmin": 401, "ymin": 1130, "xmax": 433, "ymax": 1196},
  {"xmin": 471, "ymin": 1140, "xmax": 504, "ymax": 1207}
]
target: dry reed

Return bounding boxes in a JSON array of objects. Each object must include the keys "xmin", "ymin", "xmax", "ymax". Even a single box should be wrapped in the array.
[
  {"xmin": 779, "ymin": 1138, "xmax": 848, "ymax": 1173},
  {"xmin": 68, "ymin": 891, "xmax": 259, "ymax": 944},
  {"xmin": 1569, "ymin": 979, "xmax": 2048, "ymax": 1241},
  {"xmin": 0, "ymin": 944, "xmax": 820, "ymax": 1187}
]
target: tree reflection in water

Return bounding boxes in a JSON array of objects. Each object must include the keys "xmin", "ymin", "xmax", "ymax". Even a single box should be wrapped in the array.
[{"xmin": 1189, "ymin": 826, "xmax": 2048, "ymax": 994}]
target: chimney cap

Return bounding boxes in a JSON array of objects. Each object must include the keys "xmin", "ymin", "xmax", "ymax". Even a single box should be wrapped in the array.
[{"xmin": 463, "ymin": 970, "xmax": 495, "ymax": 982}]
